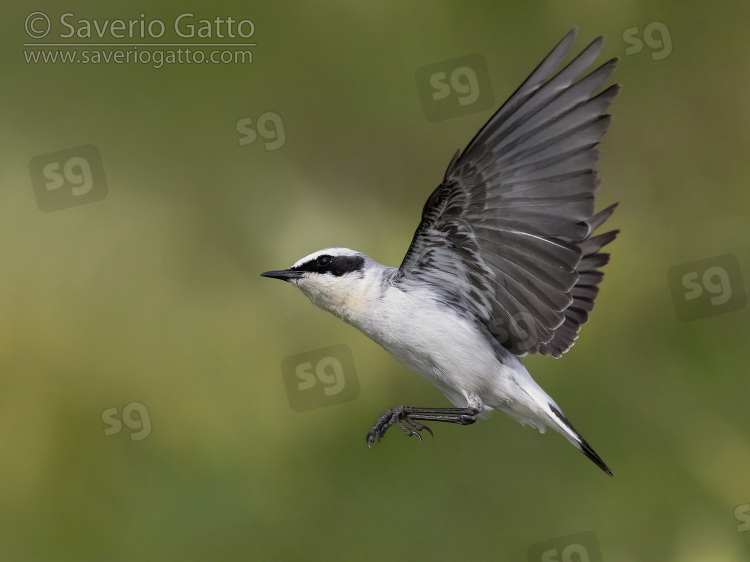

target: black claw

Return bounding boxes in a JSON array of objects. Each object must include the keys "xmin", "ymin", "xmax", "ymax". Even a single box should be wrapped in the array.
[
  {"xmin": 365, "ymin": 405, "xmax": 478, "ymax": 447},
  {"xmin": 366, "ymin": 406, "xmax": 436, "ymax": 447},
  {"xmin": 396, "ymin": 420, "xmax": 422, "ymax": 442}
]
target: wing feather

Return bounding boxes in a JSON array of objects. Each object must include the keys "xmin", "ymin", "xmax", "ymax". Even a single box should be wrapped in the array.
[{"xmin": 397, "ymin": 29, "xmax": 619, "ymax": 356}]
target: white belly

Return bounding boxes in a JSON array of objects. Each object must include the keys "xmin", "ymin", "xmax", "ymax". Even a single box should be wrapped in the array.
[{"xmin": 355, "ymin": 285, "xmax": 507, "ymax": 408}]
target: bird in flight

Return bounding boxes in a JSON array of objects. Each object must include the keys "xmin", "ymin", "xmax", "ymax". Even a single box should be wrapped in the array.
[{"xmin": 262, "ymin": 28, "xmax": 619, "ymax": 475}]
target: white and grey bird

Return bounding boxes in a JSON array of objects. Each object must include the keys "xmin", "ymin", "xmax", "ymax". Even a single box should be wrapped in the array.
[{"xmin": 262, "ymin": 28, "xmax": 619, "ymax": 475}]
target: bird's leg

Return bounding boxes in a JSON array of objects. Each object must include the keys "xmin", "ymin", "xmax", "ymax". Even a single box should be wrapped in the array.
[{"xmin": 366, "ymin": 406, "xmax": 480, "ymax": 447}]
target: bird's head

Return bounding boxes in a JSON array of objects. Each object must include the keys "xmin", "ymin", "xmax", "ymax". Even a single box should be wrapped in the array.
[{"xmin": 261, "ymin": 247, "xmax": 374, "ymax": 321}]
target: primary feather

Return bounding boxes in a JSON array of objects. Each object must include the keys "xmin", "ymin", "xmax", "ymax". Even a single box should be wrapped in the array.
[{"xmin": 397, "ymin": 27, "xmax": 620, "ymax": 357}]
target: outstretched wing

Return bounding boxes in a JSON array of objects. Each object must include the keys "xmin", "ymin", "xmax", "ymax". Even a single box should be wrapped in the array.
[{"xmin": 397, "ymin": 28, "xmax": 620, "ymax": 357}]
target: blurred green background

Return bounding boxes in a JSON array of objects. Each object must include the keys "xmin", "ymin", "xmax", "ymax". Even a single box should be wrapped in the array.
[{"xmin": 2, "ymin": 1, "xmax": 750, "ymax": 560}]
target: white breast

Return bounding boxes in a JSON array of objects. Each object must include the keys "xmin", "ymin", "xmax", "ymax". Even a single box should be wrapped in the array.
[{"xmin": 356, "ymin": 283, "xmax": 503, "ymax": 403}]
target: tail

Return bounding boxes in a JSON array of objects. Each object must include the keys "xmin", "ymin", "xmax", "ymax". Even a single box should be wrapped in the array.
[
  {"xmin": 547, "ymin": 404, "xmax": 612, "ymax": 476},
  {"xmin": 498, "ymin": 358, "xmax": 612, "ymax": 475}
]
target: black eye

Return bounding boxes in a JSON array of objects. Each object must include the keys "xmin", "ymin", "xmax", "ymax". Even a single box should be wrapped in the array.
[{"xmin": 316, "ymin": 255, "xmax": 333, "ymax": 266}]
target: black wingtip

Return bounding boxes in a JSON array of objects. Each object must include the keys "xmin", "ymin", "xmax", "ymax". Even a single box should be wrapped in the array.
[
  {"xmin": 587, "ymin": 229, "xmax": 619, "ymax": 250},
  {"xmin": 588, "ymin": 34, "xmax": 604, "ymax": 49},
  {"xmin": 588, "ymin": 202, "xmax": 619, "ymax": 231}
]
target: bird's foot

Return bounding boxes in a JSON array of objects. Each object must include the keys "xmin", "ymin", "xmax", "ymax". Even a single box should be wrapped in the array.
[
  {"xmin": 365, "ymin": 405, "xmax": 480, "ymax": 447},
  {"xmin": 366, "ymin": 406, "xmax": 433, "ymax": 447}
]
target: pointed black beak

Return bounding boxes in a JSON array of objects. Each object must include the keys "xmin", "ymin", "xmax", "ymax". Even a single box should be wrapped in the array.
[{"xmin": 260, "ymin": 269, "xmax": 304, "ymax": 282}]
